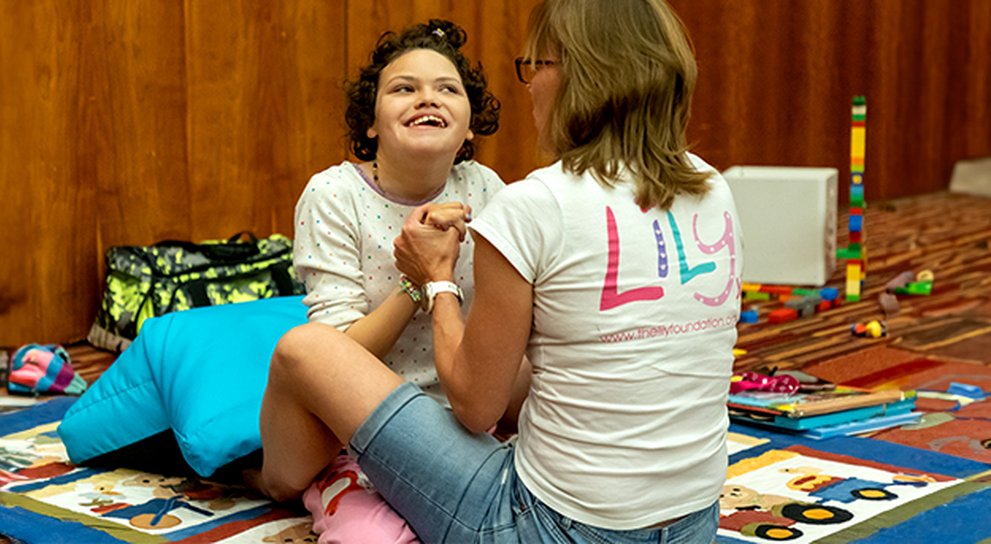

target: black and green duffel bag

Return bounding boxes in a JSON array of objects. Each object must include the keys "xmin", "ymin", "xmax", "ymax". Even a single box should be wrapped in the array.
[{"xmin": 88, "ymin": 232, "xmax": 305, "ymax": 352}]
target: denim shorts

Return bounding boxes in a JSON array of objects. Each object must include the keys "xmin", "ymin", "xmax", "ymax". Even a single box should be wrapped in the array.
[{"xmin": 349, "ymin": 382, "xmax": 720, "ymax": 544}]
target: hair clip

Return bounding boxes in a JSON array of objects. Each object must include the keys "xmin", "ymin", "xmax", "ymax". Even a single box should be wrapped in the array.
[{"xmin": 432, "ymin": 28, "xmax": 445, "ymax": 38}]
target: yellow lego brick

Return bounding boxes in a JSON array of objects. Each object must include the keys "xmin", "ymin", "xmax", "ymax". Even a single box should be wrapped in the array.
[{"xmin": 851, "ymin": 127, "xmax": 866, "ymax": 157}]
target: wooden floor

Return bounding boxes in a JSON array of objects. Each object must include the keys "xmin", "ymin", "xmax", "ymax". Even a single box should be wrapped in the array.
[{"xmin": 734, "ymin": 190, "xmax": 991, "ymax": 372}]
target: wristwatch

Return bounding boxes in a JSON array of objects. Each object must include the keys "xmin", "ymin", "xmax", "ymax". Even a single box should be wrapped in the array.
[{"xmin": 421, "ymin": 281, "xmax": 463, "ymax": 313}]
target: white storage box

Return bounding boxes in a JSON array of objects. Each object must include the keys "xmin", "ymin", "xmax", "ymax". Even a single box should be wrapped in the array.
[{"xmin": 723, "ymin": 166, "xmax": 838, "ymax": 286}]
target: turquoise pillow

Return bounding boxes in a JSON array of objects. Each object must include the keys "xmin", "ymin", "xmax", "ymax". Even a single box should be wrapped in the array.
[{"xmin": 58, "ymin": 296, "xmax": 307, "ymax": 477}]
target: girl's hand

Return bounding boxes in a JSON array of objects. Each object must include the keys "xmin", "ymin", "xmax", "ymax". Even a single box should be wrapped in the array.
[{"xmin": 420, "ymin": 201, "xmax": 472, "ymax": 242}]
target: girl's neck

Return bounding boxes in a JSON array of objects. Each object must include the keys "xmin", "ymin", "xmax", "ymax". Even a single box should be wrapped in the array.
[{"xmin": 373, "ymin": 151, "xmax": 457, "ymax": 202}]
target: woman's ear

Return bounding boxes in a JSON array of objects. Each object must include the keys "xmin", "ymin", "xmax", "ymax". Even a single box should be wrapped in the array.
[
  {"xmin": 366, "ymin": 127, "xmax": 378, "ymax": 139},
  {"xmin": 466, "ymin": 128, "xmax": 475, "ymax": 141}
]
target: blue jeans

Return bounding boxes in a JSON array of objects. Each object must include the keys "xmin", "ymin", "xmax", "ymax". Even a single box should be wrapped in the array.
[{"xmin": 349, "ymin": 382, "xmax": 719, "ymax": 544}]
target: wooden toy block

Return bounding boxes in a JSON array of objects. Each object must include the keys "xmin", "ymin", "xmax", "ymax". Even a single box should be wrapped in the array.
[
  {"xmin": 849, "ymin": 231, "xmax": 862, "ymax": 243},
  {"xmin": 744, "ymin": 291, "xmax": 771, "ymax": 301}
]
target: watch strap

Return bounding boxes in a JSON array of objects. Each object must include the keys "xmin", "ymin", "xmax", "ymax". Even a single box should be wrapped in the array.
[{"xmin": 422, "ymin": 281, "xmax": 463, "ymax": 313}]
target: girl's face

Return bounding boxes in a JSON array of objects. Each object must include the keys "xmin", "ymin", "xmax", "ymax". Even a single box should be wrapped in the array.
[
  {"xmin": 527, "ymin": 54, "xmax": 561, "ymax": 152},
  {"xmin": 368, "ymin": 49, "xmax": 473, "ymax": 160}
]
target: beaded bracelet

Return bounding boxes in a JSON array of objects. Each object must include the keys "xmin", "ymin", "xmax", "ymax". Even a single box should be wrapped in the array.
[{"xmin": 399, "ymin": 274, "xmax": 423, "ymax": 304}]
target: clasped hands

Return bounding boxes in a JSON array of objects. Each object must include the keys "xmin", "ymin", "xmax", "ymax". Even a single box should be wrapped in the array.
[{"xmin": 394, "ymin": 201, "xmax": 472, "ymax": 286}]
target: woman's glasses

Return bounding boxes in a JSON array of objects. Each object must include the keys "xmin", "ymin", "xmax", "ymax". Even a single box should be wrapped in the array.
[{"xmin": 514, "ymin": 57, "xmax": 556, "ymax": 84}]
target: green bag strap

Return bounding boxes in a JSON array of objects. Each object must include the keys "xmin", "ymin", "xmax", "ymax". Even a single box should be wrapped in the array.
[
  {"xmin": 154, "ymin": 231, "xmax": 261, "ymax": 262},
  {"xmin": 184, "ymin": 279, "xmax": 212, "ymax": 308}
]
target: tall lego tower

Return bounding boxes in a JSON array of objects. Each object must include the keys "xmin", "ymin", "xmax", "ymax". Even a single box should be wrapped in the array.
[{"xmin": 844, "ymin": 96, "xmax": 867, "ymax": 301}]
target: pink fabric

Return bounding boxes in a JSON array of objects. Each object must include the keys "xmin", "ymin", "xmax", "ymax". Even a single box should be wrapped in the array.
[{"xmin": 302, "ymin": 454, "xmax": 420, "ymax": 544}]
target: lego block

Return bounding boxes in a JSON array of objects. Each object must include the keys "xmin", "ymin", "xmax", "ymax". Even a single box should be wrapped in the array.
[
  {"xmin": 851, "ymin": 127, "xmax": 866, "ymax": 158},
  {"xmin": 846, "ymin": 263, "xmax": 862, "ymax": 301},
  {"xmin": 786, "ymin": 295, "xmax": 822, "ymax": 317},
  {"xmin": 768, "ymin": 308, "xmax": 799, "ymax": 324},
  {"xmin": 739, "ymin": 309, "xmax": 759, "ymax": 323},
  {"xmin": 894, "ymin": 281, "xmax": 933, "ymax": 296},
  {"xmin": 819, "ymin": 287, "xmax": 839, "ymax": 301},
  {"xmin": 723, "ymin": 166, "xmax": 838, "ymax": 286},
  {"xmin": 849, "ymin": 214, "xmax": 863, "ymax": 233}
]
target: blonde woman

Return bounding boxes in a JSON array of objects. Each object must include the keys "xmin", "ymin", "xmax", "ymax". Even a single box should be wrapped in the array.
[{"xmin": 255, "ymin": 1, "xmax": 741, "ymax": 542}]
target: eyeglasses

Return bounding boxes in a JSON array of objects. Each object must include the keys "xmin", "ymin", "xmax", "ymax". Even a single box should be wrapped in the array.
[{"xmin": 514, "ymin": 57, "xmax": 557, "ymax": 84}]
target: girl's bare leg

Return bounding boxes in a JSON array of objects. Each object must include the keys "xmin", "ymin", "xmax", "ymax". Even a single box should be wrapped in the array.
[{"xmin": 252, "ymin": 322, "xmax": 404, "ymax": 501}]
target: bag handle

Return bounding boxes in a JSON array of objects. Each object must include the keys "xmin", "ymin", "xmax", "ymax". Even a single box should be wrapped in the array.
[{"xmin": 154, "ymin": 231, "xmax": 261, "ymax": 261}]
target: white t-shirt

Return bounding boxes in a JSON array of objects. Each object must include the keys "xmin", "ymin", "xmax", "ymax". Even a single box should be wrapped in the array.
[
  {"xmin": 293, "ymin": 160, "xmax": 504, "ymax": 401},
  {"xmin": 469, "ymin": 155, "xmax": 741, "ymax": 529}
]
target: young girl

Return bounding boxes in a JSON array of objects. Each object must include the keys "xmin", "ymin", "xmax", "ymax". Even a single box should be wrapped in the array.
[{"xmin": 276, "ymin": 19, "xmax": 504, "ymax": 543}]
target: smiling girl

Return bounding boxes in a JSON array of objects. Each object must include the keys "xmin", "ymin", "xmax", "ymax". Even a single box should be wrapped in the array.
[{"xmin": 260, "ymin": 19, "xmax": 505, "ymax": 543}]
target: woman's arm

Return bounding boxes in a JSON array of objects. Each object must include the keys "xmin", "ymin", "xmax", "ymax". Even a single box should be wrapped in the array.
[
  {"xmin": 298, "ymin": 193, "xmax": 471, "ymax": 360},
  {"xmin": 433, "ymin": 234, "xmax": 532, "ymax": 432},
  {"xmin": 396, "ymin": 211, "xmax": 532, "ymax": 433},
  {"xmin": 349, "ymin": 202, "xmax": 472, "ymax": 358}
]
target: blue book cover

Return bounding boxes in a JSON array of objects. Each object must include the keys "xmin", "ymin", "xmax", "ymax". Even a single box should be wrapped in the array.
[{"xmin": 730, "ymin": 396, "xmax": 917, "ymax": 431}]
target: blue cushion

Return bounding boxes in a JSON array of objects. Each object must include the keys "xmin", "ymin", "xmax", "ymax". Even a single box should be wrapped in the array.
[{"xmin": 58, "ymin": 296, "xmax": 307, "ymax": 477}]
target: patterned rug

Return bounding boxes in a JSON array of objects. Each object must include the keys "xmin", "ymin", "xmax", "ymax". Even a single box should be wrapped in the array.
[
  {"xmin": 719, "ymin": 428, "xmax": 991, "ymax": 543},
  {"xmin": 0, "ymin": 398, "xmax": 314, "ymax": 543}
]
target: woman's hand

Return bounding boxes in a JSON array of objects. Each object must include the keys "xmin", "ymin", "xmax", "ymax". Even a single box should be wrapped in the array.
[
  {"xmin": 394, "ymin": 203, "xmax": 463, "ymax": 285},
  {"xmin": 420, "ymin": 201, "xmax": 473, "ymax": 241}
]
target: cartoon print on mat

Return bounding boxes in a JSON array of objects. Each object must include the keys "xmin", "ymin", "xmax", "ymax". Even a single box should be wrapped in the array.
[
  {"xmin": 720, "ymin": 483, "xmax": 853, "ymax": 541},
  {"xmin": 92, "ymin": 472, "xmax": 252, "ymax": 529},
  {"xmin": 261, "ymin": 521, "xmax": 318, "ymax": 543},
  {"xmin": 718, "ymin": 447, "xmax": 958, "ymax": 543},
  {"xmin": 18, "ymin": 467, "xmax": 267, "ymax": 534},
  {"xmin": 781, "ymin": 465, "xmax": 934, "ymax": 503},
  {"xmin": 0, "ymin": 423, "xmax": 75, "ymax": 487}
]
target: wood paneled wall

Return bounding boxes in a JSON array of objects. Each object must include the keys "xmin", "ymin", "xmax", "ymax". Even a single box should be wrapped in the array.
[{"xmin": 2, "ymin": 0, "xmax": 989, "ymax": 345}]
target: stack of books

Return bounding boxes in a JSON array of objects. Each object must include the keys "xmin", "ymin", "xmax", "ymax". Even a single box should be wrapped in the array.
[{"xmin": 729, "ymin": 386, "xmax": 920, "ymax": 439}]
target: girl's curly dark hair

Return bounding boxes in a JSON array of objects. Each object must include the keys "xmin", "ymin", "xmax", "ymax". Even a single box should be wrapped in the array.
[{"xmin": 345, "ymin": 19, "xmax": 501, "ymax": 164}]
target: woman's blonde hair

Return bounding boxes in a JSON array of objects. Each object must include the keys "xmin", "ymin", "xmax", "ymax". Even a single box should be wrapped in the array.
[{"xmin": 524, "ymin": 0, "xmax": 709, "ymax": 210}]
